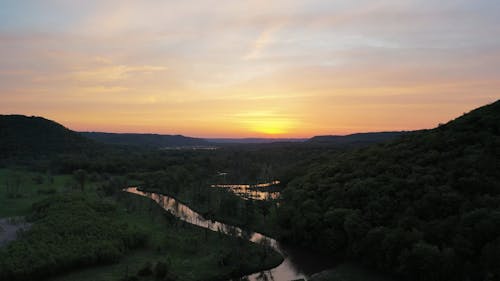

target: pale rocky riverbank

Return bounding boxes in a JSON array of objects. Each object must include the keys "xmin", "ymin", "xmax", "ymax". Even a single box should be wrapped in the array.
[{"xmin": 0, "ymin": 217, "xmax": 31, "ymax": 247}]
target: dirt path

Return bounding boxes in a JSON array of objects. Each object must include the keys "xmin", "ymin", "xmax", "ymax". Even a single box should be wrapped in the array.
[{"xmin": 0, "ymin": 217, "xmax": 31, "ymax": 247}]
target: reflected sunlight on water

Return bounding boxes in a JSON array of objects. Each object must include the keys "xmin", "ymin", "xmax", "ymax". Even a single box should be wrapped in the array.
[
  {"xmin": 124, "ymin": 187, "xmax": 310, "ymax": 281},
  {"xmin": 210, "ymin": 181, "xmax": 281, "ymax": 201}
]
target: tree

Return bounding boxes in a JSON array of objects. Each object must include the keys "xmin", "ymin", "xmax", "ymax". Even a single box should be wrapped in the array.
[
  {"xmin": 73, "ymin": 169, "xmax": 87, "ymax": 191},
  {"xmin": 398, "ymin": 241, "xmax": 442, "ymax": 281},
  {"xmin": 154, "ymin": 261, "xmax": 168, "ymax": 279},
  {"xmin": 5, "ymin": 171, "xmax": 22, "ymax": 198}
]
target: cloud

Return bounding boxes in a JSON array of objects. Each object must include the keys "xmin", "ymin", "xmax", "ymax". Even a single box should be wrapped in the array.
[
  {"xmin": 1, "ymin": 0, "xmax": 499, "ymax": 137},
  {"xmin": 243, "ymin": 24, "xmax": 285, "ymax": 60},
  {"xmin": 71, "ymin": 65, "xmax": 167, "ymax": 83}
]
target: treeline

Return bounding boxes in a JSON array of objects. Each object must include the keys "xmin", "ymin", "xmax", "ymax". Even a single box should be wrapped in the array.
[
  {"xmin": 52, "ymin": 143, "xmax": 334, "ymax": 182},
  {"xmin": 0, "ymin": 195, "xmax": 147, "ymax": 280},
  {"xmin": 277, "ymin": 101, "xmax": 500, "ymax": 280}
]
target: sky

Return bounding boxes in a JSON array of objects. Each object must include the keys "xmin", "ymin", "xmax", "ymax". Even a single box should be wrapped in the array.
[{"xmin": 1, "ymin": 0, "xmax": 499, "ymax": 138}]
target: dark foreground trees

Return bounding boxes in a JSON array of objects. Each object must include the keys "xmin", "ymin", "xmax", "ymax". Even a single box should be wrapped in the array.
[
  {"xmin": 0, "ymin": 195, "xmax": 147, "ymax": 280},
  {"xmin": 278, "ymin": 100, "xmax": 500, "ymax": 281}
]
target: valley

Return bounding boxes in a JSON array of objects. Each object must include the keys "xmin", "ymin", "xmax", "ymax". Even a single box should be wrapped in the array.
[{"xmin": 0, "ymin": 100, "xmax": 499, "ymax": 281}]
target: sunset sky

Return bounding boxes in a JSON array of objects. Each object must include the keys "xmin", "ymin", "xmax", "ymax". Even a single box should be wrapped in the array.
[{"xmin": 1, "ymin": 0, "xmax": 499, "ymax": 137}]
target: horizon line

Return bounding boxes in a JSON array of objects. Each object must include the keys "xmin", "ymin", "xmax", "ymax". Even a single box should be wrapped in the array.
[{"xmin": 78, "ymin": 129, "xmax": 414, "ymax": 140}]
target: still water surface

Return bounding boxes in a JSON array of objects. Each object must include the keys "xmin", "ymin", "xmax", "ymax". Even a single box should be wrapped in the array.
[
  {"xmin": 124, "ymin": 187, "xmax": 336, "ymax": 281},
  {"xmin": 210, "ymin": 181, "xmax": 281, "ymax": 200}
]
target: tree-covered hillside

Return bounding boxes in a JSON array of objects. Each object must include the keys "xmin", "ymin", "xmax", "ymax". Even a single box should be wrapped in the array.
[
  {"xmin": 0, "ymin": 115, "xmax": 96, "ymax": 159},
  {"xmin": 308, "ymin": 131, "xmax": 408, "ymax": 146},
  {"xmin": 81, "ymin": 132, "xmax": 209, "ymax": 148},
  {"xmin": 278, "ymin": 100, "xmax": 500, "ymax": 281}
]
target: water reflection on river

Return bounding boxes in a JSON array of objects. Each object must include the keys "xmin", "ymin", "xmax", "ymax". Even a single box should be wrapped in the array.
[
  {"xmin": 124, "ymin": 187, "xmax": 336, "ymax": 281},
  {"xmin": 210, "ymin": 181, "xmax": 280, "ymax": 201}
]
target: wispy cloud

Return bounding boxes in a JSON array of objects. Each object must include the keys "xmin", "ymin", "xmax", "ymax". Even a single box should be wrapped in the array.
[
  {"xmin": 243, "ymin": 23, "xmax": 284, "ymax": 60},
  {"xmin": 71, "ymin": 65, "xmax": 167, "ymax": 83},
  {"xmin": 0, "ymin": 0, "xmax": 499, "ymax": 137}
]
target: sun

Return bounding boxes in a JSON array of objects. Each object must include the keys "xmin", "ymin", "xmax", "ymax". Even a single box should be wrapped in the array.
[
  {"xmin": 249, "ymin": 119, "xmax": 292, "ymax": 136},
  {"xmin": 235, "ymin": 111, "xmax": 296, "ymax": 136}
]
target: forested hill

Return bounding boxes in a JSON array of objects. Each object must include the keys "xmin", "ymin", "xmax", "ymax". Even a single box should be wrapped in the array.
[
  {"xmin": 308, "ymin": 131, "xmax": 408, "ymax": 145},
  {"xmin": 278, "ymin": 100, "xmax": 500, "ymax": 281},
  {"xmin": 81, "ymin": 132, "xmax": 209, "ymax": 148},
  {"xmin": 0, "ymin": 115, "xmax": 96, "ymax": 158}
]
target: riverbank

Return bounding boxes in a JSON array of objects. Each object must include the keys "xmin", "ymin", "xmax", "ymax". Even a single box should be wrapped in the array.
[
  {"xmin": 0, "ymin": 169, "xmax": 283, "ymax": 281},
  {"xmin": 0, "ymin": 217, "xmax": 31, "ymax": 247},
  {"xmin": 136, "ymin": 186, "xmax": 279, "ymax": 239},
  {"xmin": 46, "ymin": 192, "xmax": 283, "ymax": 281},
  {"xmin": 309, "ymin": 263, "xmax": 397, "ymax": 281},
  {"xmin": 133, "ymin": 187, "xmax": 397, "ymax": 281}
]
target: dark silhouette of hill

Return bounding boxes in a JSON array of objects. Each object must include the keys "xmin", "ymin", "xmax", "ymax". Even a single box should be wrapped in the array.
[
  {"xmin": 0, "ymin": 115, "xmax": 96, "ymax": 158},
  {"xmin": 81, "ymin": 132, "xmax": 209, "ymax": 148},
  {"xmin": 308, "ymin": 131, "xmax": 408, "ymax": 145},
  {"xmin": 278, "ymin": 100, "xmax": 500, "ymax": 281}
]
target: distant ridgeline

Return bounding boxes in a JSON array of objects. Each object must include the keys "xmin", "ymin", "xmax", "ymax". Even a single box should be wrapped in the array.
[
  {"xmin": 308, "ymin": 131, "xmax": 409, "ymax": 145},
  {"xmin": 0, "ymin": 115, "xmax": 96, "ymax": 159},
  {"xmin": 278, "ymin": 100, "xmax": 500, "ymax": 281},
  {"xmin": 80, "ymin": 132, "xmax": 209, "ymax": 148},
  {"xmin": 0, "ymin": 115, "xmax": 211, "ymax": 159}
]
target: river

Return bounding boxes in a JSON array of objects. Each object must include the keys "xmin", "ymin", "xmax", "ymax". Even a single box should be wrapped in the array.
[
  {"xmin": 124, "ymin": 187, "xmax": 337, "ymax": 281},
  {"xmin": 210, "ymin": 181, "xmax": 280, "ymax": 200}
]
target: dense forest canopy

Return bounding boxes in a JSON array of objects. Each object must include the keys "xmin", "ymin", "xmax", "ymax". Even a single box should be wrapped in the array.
[
  {"xmin": 278, "ymin": 100, "xmax": 500, "ymax": 281},
  {"xmin": 307, "ymin": 131, "xmax": 408, "ymax": 145},
  {"xmin": 0, "ymin": 195, "xmax": 147, "ymax": 281}
]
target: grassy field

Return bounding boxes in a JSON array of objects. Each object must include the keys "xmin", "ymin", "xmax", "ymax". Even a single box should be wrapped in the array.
[
  {"xmin": 309, "ymin": 263, "xmax": 396, "ymax": 281},
  {"xmin": 0, "ymin": 169, "xmax": 75, "ymax": 217},
  {"xmin": 0, "ymin": 169, "xmax": 283, "ymax": 281}
]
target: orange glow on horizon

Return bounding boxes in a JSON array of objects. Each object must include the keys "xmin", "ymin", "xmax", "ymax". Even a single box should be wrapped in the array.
[{"xmin": 1, "ymin": 1, "xmax": 498, "ymax": 137}]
